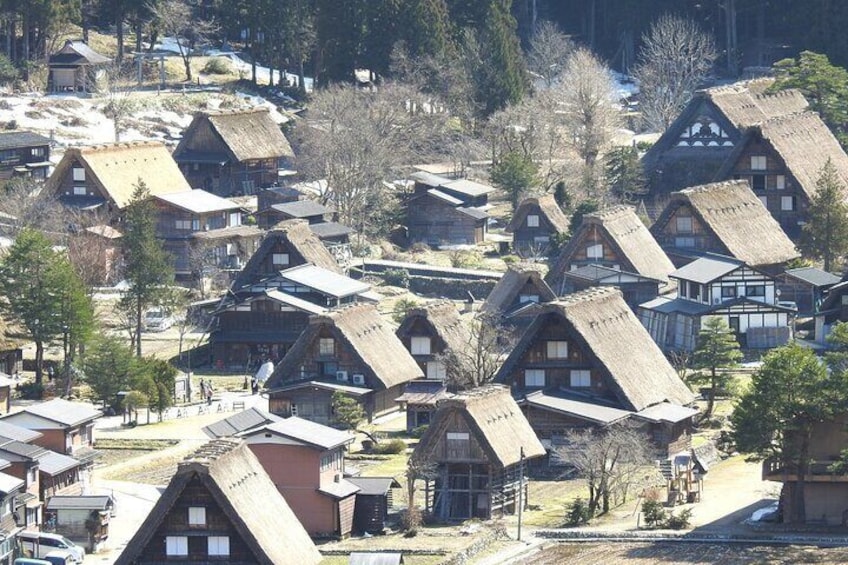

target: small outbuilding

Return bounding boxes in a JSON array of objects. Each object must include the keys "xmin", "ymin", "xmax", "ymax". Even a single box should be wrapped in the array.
[
  {"xmin": 48, "ymin": 40, "xmax": 110, "ymax": 93},
  {"xmin": 346, "ymin": 476, "xmax": 400, "ymax": 534},
  {"xmin": 45, "ymin": 495, "xmax": 113, "ymax": 549}
]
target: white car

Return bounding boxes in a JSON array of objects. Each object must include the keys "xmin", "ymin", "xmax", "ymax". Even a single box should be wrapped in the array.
[
  {"xmin": 144, "ymin": 309, "xmax": 175, "ymax": 332},
  {"xmin": 18, "ymin": 532, "xmax": 85, "ymax": 563}
]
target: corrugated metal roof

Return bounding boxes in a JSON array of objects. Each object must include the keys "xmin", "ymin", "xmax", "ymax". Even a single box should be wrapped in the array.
[
  {"xmin": 271, "ymin": 200, "xmax": 334, "ymax": 218},
  {"xmin": 264, "ymin": 289, "xmax": 327, "ymax": 315},
  {"xmin": 426, "ymin": 188, "xmax": 463, "ymax": 206},
  {"xmin": 202, "ymin": 407, "xmax": 282, "ymax": 439},
  {"xmin": 0, "ymin": 421, "xmax": 42, "ymax": 443},
  {"xmin": 670, "ymin": 256, "xmax": 741, "ymax": 284},
  {"xmin": 346, "ymin": 476, "xmax": 400, "ymax": 496},
  {"xmin": 279, "ymin": 264, "xmax": 370, "ymax": 298},
  {"xmin": 784, "ymin": 267, "xmax": 841, "ymax": 288},
  {"xmin": 442, "ymin": 178, "xmax": 494, "ymax": 197},
  {"xmin": 638, "ymin": 295, "xmax": 711, "ymax": 315},
  {"xmin": 0, "ymin": 131, "xmax": 51, "ymax": 151},
  {"xmin": 524, "ymin": 391, "xmax": 631, "ymax": 425},
  {"xmin": 309, "ymin": 221, "xmax": 354, "ymax": 239},
  {"xmin": 12, "ymin": 398, "xmax": 101, "ymax": 427},
  {"xmin": 249, "ymin": 416, "xmax": 355, "ymax": 450},
  {"xmin": 46, "ymin": 495, "xmax": 112, "ymax": 510}
]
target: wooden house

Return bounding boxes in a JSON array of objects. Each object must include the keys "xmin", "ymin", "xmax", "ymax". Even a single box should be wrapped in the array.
[
  {"xmin": 0, "ymin": 399, "xmax": 101, "ymax": 460},
  {"xmin": 396, "ymin": 301, "xmax": 471, "ymax": 381},
  {"xmin": 412, "ymin": 385, "xmax": 545, "ymax": 521},
  {"xmin": 0, "ymin": 421, "xmax": 45, "ymax": 528},
  {"xmin": 172, "ymin": 108, "xmax": 294, "ymax": 196},
  {"xmin": 776, "ymin": 267, "xmax": 839, "ymax": 316},
  {"xmin": 639, "ymin": 255, "xmax": 794, "ymax": 351},
  {"xmin": 209, "ymin": 220, "xmax": 345, "ymax": 369},
  {"xmin": 152, "ymin": 189, "xmax": 261, "ymax": 276},
  {"xmin": 650, "ymin": 180, "xmax": 800, "ymax": 272},
  {"xmin": 255, "ymin": 199, "xmax": 335, "ymax": 229},
  {"xmin": 202, "ymin": 407, "xmax": 282, "ymax": 439},
  {"xmin": 814, "ymin": 277, "xmax": 848, "ymax": 343},
  {"xmin": 642, "ymin": 79, "xmax": 848, "ymax": 239},
  {"xmin": 405, "ymin": 172, "xmax": 492, "ymax": 246},
  {"xmin": 345, "ymin": 476, "xmax": 400, "ymax": 534},
  {"xmin": 45, "ymin": 141, "xmax": 191, "ymax": 216},
  {"xmin": 557, "ymin": 265, "xmax": 665, "ymax": 310},
  {"xmin": 495, "ymin": 288, "xmax": 696, "ymax": 455},
  {"xmin": 506, "ymin": 195, "xmax": 569, "ymax": 258},
  {"xmin": 45, "ymin": 495, "xmax": 113, "ymax": 549},
  {"xmin": 48, "ymin": 40, "xmax": 110, "ymax": 92},
  {"xmin": 761, "ymin": 414, "xmax": 848, "ymax": 525},
  {"xmin": 0, "ymin": 131, "xmax": 51, "ymax": 180},
  {"xmin": 546, "ymin": 206, "xmax": 674, "ymax": 303},
  {"xmin": 0, "ymin": 459, "xmax": 24, "ymax": 561},
  {"xmin": 395, "ymin": 380, "xmax": 453, "ymax": 432},
  {"xmin": 239, "ymin": 417, "xmax": 358, "ymax": 538},
  {"xmin": 0, "ymin": 436, "xmax": 83, "ymax": 503},
  {"xmin": 265, "ymin": 304, "xmax": 424, "ymax": 424},
  {"xmin": 480, "ymin": 265, "xmax": 556, "ymax": 322},
  {"xmin": 115, "ymin": 438, "xmax": 321, "ymax": 565}
]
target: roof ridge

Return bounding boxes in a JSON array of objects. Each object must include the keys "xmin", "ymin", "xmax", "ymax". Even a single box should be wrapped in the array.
[
  {"xmin": 584, "ymin": 205, "xmax": 633, "ymax": 221},
  {"xmin": 179, "ymin": 438, "xmax": 241, "ymax": 469},
  {"xmin": 75, "ymin": 140, "xmax": 165, "ymax": 153}
]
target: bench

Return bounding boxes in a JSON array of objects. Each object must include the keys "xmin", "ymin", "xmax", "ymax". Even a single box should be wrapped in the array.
[{"xmin": 232, "ymin": 401, "xmax": 245, "ymax": 412}]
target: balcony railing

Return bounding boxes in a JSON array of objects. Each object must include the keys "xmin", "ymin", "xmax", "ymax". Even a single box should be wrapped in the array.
[{"xmin": 763, "ymin": 458, "xmax": 848, "ymax": 482}]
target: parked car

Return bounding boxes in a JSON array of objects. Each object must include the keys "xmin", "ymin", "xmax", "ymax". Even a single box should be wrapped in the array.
[
  {"xmin": 14, "ymin": 559, "xmax": 52, "ymax": 565},
  {"xmin": 143, "ymin": 309, "xmax": 175, "ymax": 332},
  {"xmin": 18, "ymin": 533, "xmax": 84, "ymax": 564}
]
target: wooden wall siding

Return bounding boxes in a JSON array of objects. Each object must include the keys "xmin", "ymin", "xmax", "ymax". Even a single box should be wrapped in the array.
[
  {"xmin": 53, "ymin": 159, "xmax": 111, "ymax": 209},
  {"xmin": 513, "ymin": 204, "xmax": 556, "ymax": 245},
  {"xmin": 568, "ymin": 278, "xmax": 660, "ymax": 311},
  {"xmin": 407, "ymin": 197, "xmax": 484, "ymax": 245},
  {"xmin": 566, "ymin": 227, "xmax": 632, "ymax": 271},
  {"xmin": 776, "ymin": 277, "xmax": 819, "ymax": 315},
  {"xmin": 398, "ymin": 318, "xmax": 444, "ymax": 362},
  {"xmin": 728, "ymin": 138, "xmax": 808, "ymax": 238},
  {"xmin": 428, "ymin": 412, "xmax": 487, "ymax": 463},
  {"xmin": 338, "ymin": 496, "xmax": 356, "ymax": 538},
  {"xmin": 353, "ymin": 494, "xmax": 389, "ymax": 534},
  {"xmin": 0, "ymin": 143, "xmax": 50, "ymax": 179},
  {"xmin": 138, "ymin": 474, "xmax": 255, "ymax": 563},
  {"xmin": 41, "ymin": 469, "xmax": 82, "ymax": 500},
  {"xmin": 523, "ymin": 405, "xmax": 598, "ymax": 439},
  {"xmin": 653, "ymin": 203, "xmax": 728, "ymax": 256}
]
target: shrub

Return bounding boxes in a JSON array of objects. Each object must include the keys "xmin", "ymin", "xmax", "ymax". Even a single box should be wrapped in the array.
[
  {"xmin": 565, "ymin": 497, "xmax": 592, "ymax": 526},
  {"xmin": 373, "ymin": 438, "xmax": 407, "ymax": 455},
  {"xmin": 17, "ymin": 382, "xmax": 43, "ymax": 400},
  {"xmin": 383, "ymin": 268, "xmax": 410, "ymax": 288},
  {"xmin": 641, "ymin": 499, "xmax": 666, "ymax": 528},
  {"xmin": 4, "ymin": 120, "xmax": 16, "ymax": 130},
  {"xmin": 401, "ymin": 504, "xmax": 422, "ymax": 534},
  {"xmin": 502, "ymin": 255, "xmax": 518, "ymax": 265},
  {"xmin": 0, "ymin": 54, "xmax": 16, "ymax": 85},
  {"xmin": 449, "ymin": 249, "xmax": 481, "ymax": 269},
  {"xmin": 409, "ymin": 242, "xmax": 430, "ymax": 254},
  {"xmin": 203, "ymin": 57, "xmax": 233, "ymax": 75},
  {"xmin": 410, "ymin": 425, "xmax": 429, "ymax": 438},
  {"xmin": 664, "ymin": 508, "xmax": 693, "ymax": 530},
  {"xmin": 392, "ymin": 297, "xmax": 418, "ymax": 324}
]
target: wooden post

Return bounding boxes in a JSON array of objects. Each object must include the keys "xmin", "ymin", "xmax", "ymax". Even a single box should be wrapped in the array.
[{"xmin": 517, "ymin": 447, "xmax": 525, "ymax": 541}]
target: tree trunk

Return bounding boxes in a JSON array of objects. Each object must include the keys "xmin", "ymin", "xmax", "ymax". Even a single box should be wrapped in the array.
[
  {"xmin": 34, "ymin": 340, "xmax": 44, "ymax": 385},
  {"xmin": 183, "ymin": 54, "xmax": 192, "ymax": 82},
  {"xmin": 298, "ymin": 58, "xmax": 306, "ymax": 96},
  {"xmin": 705, "ymin": 368, "xmax": 717, "ymax": 418},
  {"xmin": 116, "ymin": 8, "xmax": 125, "ymax": 64},
  {"xmin": 135, "ymin": 295, "xmax": 143, "ymax": 357},
  {"xmin": 791, "ymin": 433, "xmax": 811, "ymax": 523}
]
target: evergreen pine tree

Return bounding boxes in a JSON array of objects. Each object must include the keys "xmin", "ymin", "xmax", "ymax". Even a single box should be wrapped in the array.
[
  {"xmin": 690, "ymin": 317, "xmax": 743, "ymax": 419},
  {"xmin": 800, "ymin": 159, "xmax": 848, "ymax": 272},
  {"xmin": 477, "ymin": 0, "xmax": 528, "ymax": 116}
]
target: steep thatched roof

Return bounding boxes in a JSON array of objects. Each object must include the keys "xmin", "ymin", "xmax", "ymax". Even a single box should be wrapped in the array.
[
  {"xmin": 232, "ymin": 219, "xmax": 340, "ymax": 289},
  {"xmin": 733, "ymin": 112, "xmax": 848, "ymax": 200},
  {"xmin": 652, "ymin": 180, "xmax": 799, "ymax": 266},
  {"xmin": 396, "ymin": 301, "xmax": 472, "ymax": 354},
  {"xmin": 506, "ymin": 195, "xmax": 570, "ymax": 234},
  {"xmin": 704, "ymin": 80, "xmax": 808, "ymax": 128},
  {"xmin": 46, "ymin": 141, "xmax": 191, "ymax": 209},
  {"xmin": 414, "ymin": 385, "xmax": 545, "ymax": 468},
  {"xmin": 497, "ymin": 287, "xmax": 694, "ymax": 411},
  {"xmin": 177, "ymin": 108, "xmax": 294, "ymax": 163},
  {"xmin": 115, "ymin": 439, "xmax": 320, "ymax": 565},
  {"xmin": 267, "ymin": 304, "xmax": 423, "ymax": 390},
  {"xmin": 548, "ymin": 206, "xmax": 673, "ymax": 291},
  {"xmin": 480, "ymin": 265, "xmax": 555, "ymax": 317}
]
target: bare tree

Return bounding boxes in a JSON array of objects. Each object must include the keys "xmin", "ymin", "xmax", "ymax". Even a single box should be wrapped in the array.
[
  {"xmin": 526, "ymin": 20, "xmax": 574, "ymax": 88},
  {"xmin": 634, "ymin": 14, "xmax": 717, "ymax": 132},
  {"xmin": 0, "ymin": 178, "xmax": 65, "ymax": 236},
  {"xmin": 151, "ymin": 0, "xmax": 218, "ymax": 82},
  {"xmin": 551, "ymin": 48, "xmax": 622, "ymax": 167},
  {"xmin": 100, "ymin": 63, "xmax": 138, "ymax": 142},
  {"xmin": 438, "ymin": 314, "xmax": 516, "ymax": 391},
  {"xmin": 296, "ymin": 82, "xmax": 453, "ymax": 238},
  {"xmin": 558, "ymin": 422, "xmax": 658, "ymax": 516}
]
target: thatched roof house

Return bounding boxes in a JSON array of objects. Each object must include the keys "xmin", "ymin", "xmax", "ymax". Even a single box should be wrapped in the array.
[
  {"xmin": 547, "ymin": 206, "xmax": 674, "ymax": 294},
  {"xmin": 650, "ymin": 180, "xmax": 799, "ymax": 269},
  {"xmin": 412, "ymin": 385, "xmax": 545, "ymax": 520},
  {"xmin": 507, "ymin": 195, "xmax": 569, "ymax": 235},
  {"xmin": 115, "ymin": 439, "xmax": 320, "ymax": 565},
  {"xmin": 265, "ymin": 304, "xmax": 423, "ymax": 423},
  {"xmin": 480, "ymin": 265, "xmax": 556, "ymax": 319},
  {"xmin": 506, "ymin": 195, "xmax": 569, "ymax": 257},
  {"xmin": 46, "ymin": 141, "xmax": 190, "ymax": 212},
  {"xmin": 173, "ymin": 108, "xmax": 294, "ymax": 196},
  {"xmin": 396, "ymin": 301, "xmax": 472, "ymax": 362},
  {"xmin": 232, "ymin": 219, "xmax": 341, "ymax": 289}
]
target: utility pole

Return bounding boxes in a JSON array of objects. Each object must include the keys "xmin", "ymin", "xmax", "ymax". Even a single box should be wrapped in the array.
[{"xmin": 517, "ymin": 446, "xmax": 525, "ymax": 541}]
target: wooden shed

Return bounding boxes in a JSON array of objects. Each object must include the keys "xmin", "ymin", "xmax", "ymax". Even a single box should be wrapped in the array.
[
  {"xmin": 45, "ymin": 495, "xmax": 113, "ymax": 548},
  {"xmin": 346, "ymin": 476, "xmax": 400, "ymax": 534},
  {"xmin": 48, "ymin": 40, "xmax": 110, "ymax": 93}
]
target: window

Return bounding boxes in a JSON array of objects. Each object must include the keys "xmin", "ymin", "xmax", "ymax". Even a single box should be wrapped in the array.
[
  {"xmin": 526, "ymin": 214, "xmax": 540, "ymax": 227},
  {"xmin": 229, "ymin": 212, "xmax": 241, "ymax": 227},
  {"xmin": 721, "ymin": 286, "xmax": 737, "ymax": 299},
  {"xmin": 73, "ymin": 186, "xmax": 86, "ymax": 196},
  {"xmin": 188, "ymin": 506, "xmax": 206, "ymax": 526},
  {"xmin": 751, "ymin": 174, "xmax": 765, "ymax": 191},
  {"xmin": 776, "ymin": 175, "xmax": 786, "ymax": 190},
  {"xmin": 781, "ymin": 196, "xmax": 794, "ymax": 211},
  {"xmin": 546, "ymin": 341, "xmax": 568, "ymax": 359},
  {"xmin": 175, "ymin": 220, "xmax": 192, "ymax": 230},
  {"xmin": 427, "ymin": 361, "xmax": 447, "ymax": 380},
  {"xmin": 750, "ymin": 156, "xmax": 767, "ymax": 170},
  {"xmin": 689, "ymin": 282, "xmax": 701, "ymax": 301},
  {"xmin": 524, "ymin": 369, "xmax": 545, "ymax": 387},
  {"xmin": 319, "ymin": 338, "xmax": 334, "ymax": 356},
  {"xmin": 675, "ymin": 237, "xmax": 695, "ymax": 248},
  {"xmin": 446, "ymin": 432, "xmax": 470, "ymax": 459},
  {"xmin": 72, "ymin": 167, "xmax": 85, "ymax": 182},
  {"xmin": 166, "ymin": 536, "xmax": 188, "ymax": 556},
  {"xmin": 410, "ymin": 336, "xmax": 431, "ymax": 355},
  {"xmin": 570, "ymin": 369, "xmax": 591, "ymax": 387},
  {"xmin": 758, "ymin": 196, "xmax": 768, "ymax": 208},
  {"xmin": 519, "ymin": 294, "xmax": 539, "ymax": 304},
  {"xmin": 746, "ymin": 285, "xmax": 765, "ymax": 297},
  {"xmin": 192, "ymin": 219, "xmax": 201, "ymax": 231},
  {"xmin": 31, "ymin": 147, "xmax": 44, "ymax": 157},
  {"xmin": 675, "ymin": 216, "xmax": 693, "ymax": 233},
  {"xmin": 272, "ymin": 253, "xmax": 290, "ymax": 266},
  {"xmin": 208, "ymin": 536, "xmax": 230, "ymax": 557},
  {"xmin": 586, "ymin": 243, "xmax": 603, "ymax": 259}
]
